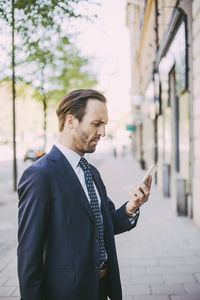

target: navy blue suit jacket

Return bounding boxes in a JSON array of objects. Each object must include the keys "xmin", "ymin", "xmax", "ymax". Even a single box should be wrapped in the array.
[{"xmin": 17, "ymin": 146, "xmax": 139, "ymax": 300}]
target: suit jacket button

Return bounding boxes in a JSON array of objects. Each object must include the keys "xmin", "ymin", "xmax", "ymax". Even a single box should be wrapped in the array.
[{"xmin": 94, "ymin": 264, "xmax": 99, "ymax": 269}]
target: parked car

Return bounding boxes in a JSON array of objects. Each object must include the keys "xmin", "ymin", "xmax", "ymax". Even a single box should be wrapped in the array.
[{"xmin": 24, "ymin": 149, "xmax": 45, "ymax": 162}]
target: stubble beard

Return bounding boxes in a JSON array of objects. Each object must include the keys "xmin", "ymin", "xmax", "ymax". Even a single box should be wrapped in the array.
[{"xmin": 72, "ymin": 128, "xmax": 97, "ymax": 155}]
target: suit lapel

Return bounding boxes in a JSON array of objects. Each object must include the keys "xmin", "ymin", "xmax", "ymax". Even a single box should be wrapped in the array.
[{"xmin": 48, "ymin": 146, "xmax": 95, "ymax": 222}]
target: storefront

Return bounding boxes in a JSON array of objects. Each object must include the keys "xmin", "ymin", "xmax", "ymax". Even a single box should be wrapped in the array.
[{"xmin": 154, "ymin": 8, "xmax": 191, "ymax": 216}]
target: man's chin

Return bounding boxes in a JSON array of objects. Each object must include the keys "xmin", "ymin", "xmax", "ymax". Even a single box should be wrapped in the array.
[
  {"xmin": 86, "ymin": 147, "xmax": 96, "ymax": 153},
  {"xmin": 85, "ymin": 145, "xmax": 97, "ymax": 153}
]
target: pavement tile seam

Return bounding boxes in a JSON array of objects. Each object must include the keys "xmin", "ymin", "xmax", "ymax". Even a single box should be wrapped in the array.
[
  {"xmin": 0, "ymin": 286, "xmax": 16, "ymax": 297},
  {"xmin": 0, "ymin": 246, "xmax": 16, "ymax": 265},
  {"xmin": 11, "ymin": 286, "xmax": 19, "ymax": 297},
  {"xmin": 148, "ymin": 284, "xmax": 152, "ymax": 295},
  {"xmin": 163, "ymin": 274, "xmax": 197, "ymax": 284},
  {"xmin": 194, "ymin": 273, "xmax": 200, "ymax": 283},
  {"xmin": 0, "ymin": 277, "xmax": 8, "ymax": 287},
  {"xmin": 150, "ymin": 283, "xmax": 187, "ymax": 295},
  {"xmin": 1, "ymin": 277, "xmax": 9, "ymax": 287},
  {"xmin": 133, "ymin": 297, "xmax": 170, "ymax": 300},
  {"xmin": 4, "ymin": 277, "xmax": 18, "ymax": 287},
  {"xmin": 0, "ymin": 258, "xmax": 16, "ymax": 276}
]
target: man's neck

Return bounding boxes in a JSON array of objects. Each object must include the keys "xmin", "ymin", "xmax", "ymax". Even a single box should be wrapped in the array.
[{"xmin": 57, "ymin": 138, "xmax": 84, "ymax": 157}]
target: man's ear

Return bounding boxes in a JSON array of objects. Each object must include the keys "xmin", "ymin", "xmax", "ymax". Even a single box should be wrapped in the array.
[{"xmin": 65, "ymin": 114, "xmax": 75, "ymax": 129}]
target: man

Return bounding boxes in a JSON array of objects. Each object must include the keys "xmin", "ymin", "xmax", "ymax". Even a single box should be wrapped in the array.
[{"xmin": 17, "ymin": 89, "xmax": 152, "ymax": 300}]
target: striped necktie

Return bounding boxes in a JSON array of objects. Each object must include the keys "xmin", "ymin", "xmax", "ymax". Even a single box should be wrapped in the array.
[{"xmin": 79, "ymin": 157, "xmax": 107, "ymax": 266}]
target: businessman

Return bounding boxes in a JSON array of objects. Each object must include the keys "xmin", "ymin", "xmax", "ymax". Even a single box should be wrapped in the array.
[{"xmin": 17, "ymin": 89, "xmax": 152, "ymax": 300}]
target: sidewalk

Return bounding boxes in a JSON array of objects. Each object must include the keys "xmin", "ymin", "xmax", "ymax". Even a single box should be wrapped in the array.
[
  {"xmin": 0, "ymin": 155, "xmax": 200, "ymax": 299},
  {"xmin": 98, "ymin": 155, "xmax": 200, "ymax": 300},
  {"xmin": 0, "ymin": 178, "xmax": 19, "ymax": 300}
]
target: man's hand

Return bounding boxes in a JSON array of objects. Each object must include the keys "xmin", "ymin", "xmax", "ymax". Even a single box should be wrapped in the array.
[{"xmin": 125, "ymin": 175, "xmax": 152, "ymax": 216}]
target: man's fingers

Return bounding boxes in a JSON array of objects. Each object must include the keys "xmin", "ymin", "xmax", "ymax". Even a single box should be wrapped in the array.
[
  {"xmin": 133, "ymin": 188, "xmax": 144, "ymax": 199},
  {"xmin": 130, "ymin": 188, "xmax": 145, "ymax": 205},
  {"xmin": 135, "ymin": 181, "xmax": 151, "ymax": 200},
  {"xmin": 130, "ymin": 177, "xmax": 152, "ymax": 204},
  {"xmin": 146, "ymin": 175, "xmax": 152, "ymax": 188},
  {"xmin": 139, "ymin": 183, "xmax": 150, "ymax": 197},
  {"xmin": 129, "ymin": 176, "xmax": 152, "ymax": 210}
]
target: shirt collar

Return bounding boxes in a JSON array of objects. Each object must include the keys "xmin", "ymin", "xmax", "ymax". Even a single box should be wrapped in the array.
[{"xmin": 55, "ymin": 141, "xmax": 81, "ymax": 170}]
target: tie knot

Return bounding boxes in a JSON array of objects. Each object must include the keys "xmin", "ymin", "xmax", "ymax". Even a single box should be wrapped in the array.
[{"xmin": 79, "ymin": 157, "xmax": 90, "ymax": 171}]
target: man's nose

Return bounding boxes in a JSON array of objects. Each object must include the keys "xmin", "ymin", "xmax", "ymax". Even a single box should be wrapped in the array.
[{"xmin": 98, "ymin": 125, "xmax": 106, "ymax": 137}]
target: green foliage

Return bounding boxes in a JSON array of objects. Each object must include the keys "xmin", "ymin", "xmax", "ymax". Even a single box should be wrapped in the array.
[
  {"xmin": 0, "ymin": 0, "xmax": 98, "ymax": 147},
  {"xmin": 49, "ymin": 40, "xmax": 97, "ymax": 101},
  {"xmin": 0, "ymin": 0, "xmax": 89, "ymax": 28},
  {"xmin": 0, "ymin": 0, "xmax": 98, "ymax": 94}
]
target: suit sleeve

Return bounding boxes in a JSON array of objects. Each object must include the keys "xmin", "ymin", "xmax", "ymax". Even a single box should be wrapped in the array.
[
  {"xmin": 106, "ymin": 197, "xmax": 139, "ymax": 235},
  {"xmin": 17, "ymin": 165, "xmax": 50, "ymax": 300}
]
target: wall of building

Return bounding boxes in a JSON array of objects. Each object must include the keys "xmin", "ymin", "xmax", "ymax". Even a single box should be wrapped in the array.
[
  {"xmin": 157, "ymin": 0, "xmax": 177, "ymax": 42},
  {"xmin": 192, "ymin": 0, "xmax": 200, "ymax": 228},
  {"xmin": 126, "ymin": 0, "xmax": 200, "ymax": 228}
]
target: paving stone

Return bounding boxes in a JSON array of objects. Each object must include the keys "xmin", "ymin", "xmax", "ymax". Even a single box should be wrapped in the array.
[
  {"xmin": 123, "ymin": 296, "xmax": 134, "ymax": 300},
  {"xmin": 183, "ymin": 283, "xmax": 200, "ymax": 294},
  {"xmin": 171, "ymin": 295, "xmax": 200, "ymax": 300},
  {"xmin": 194, "ymin": 273, "xmax": 200, "ymax": 283},
  {"xmin": 141, "ymin": 249, "xmax": 195, "ymax": 258},
  {"xmin": 130, "ymin": 274, "xmax": 164, "ymax": 284},
  {"xmin": 0, "ymin": 277, "xmax": 8, "ymax": 286},
  {"xmin": 158, "ymin": 257, "xmax": 186, "ymax": 266},
  {"xmin": 125, "ymin": 284, "xmax": 151, "ymax": 296},
  {"xmin": 0, "ymin": 298, "xmax": 20, "ymax": 300},
  {"xmin": 174, "ymin": 264, "xmax": 200, "ymax": 274},
  {"xmin": 184, "ymin": 256, "xmax": 200, "ymax": 264},
  {"xmin": 0, "ymin": 287, "xmax": 16, "ymax": 297},
  {"xmin": 130, "ymin": 258, "xmax": 158, "ymax": 267},
  {"xmin": 150, "ymin": 284, "xmax": 186, "ymax": 295},
  {"xmin": 146, "ymin": 266, "xmax": 176, "ymax": 275},
  {"xmin": 134, "ymin": 296, "xmax": 170, "ymax": 300},
  {"xmin": 120, "ymin": 266, "xmax": 146, "ymax": 276},
  {"xmin": 193, "ymin": 250, "xmax": 200, "ymax": 257},
  {"xmin": 12, "ymin": 287, "xmax": 20, "ymax": 297},
  {"xmin": 1, "ymin": 262, "xmax": 17, "ymax": 277},
  {"xmin": 163, "ymin": 274, "xmax": 196, "ymax": 284},
  {"xmin": 4, "ymin": 277, "xmax": 18, "ymax": 287}
]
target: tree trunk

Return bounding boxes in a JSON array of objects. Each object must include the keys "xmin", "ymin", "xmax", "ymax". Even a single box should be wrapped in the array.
[
  {"xmin": 12, "ymin": 0, "xmax": 17, "ymax": 191},
  {"xmin": 42, "ymin": 95, "xmax": 47, "ymax": 153}
]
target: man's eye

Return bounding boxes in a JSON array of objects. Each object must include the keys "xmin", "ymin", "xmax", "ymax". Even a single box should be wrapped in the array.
[{"xmin": 93, "ymin": 123, "xmax": 100, "ymax": 127}]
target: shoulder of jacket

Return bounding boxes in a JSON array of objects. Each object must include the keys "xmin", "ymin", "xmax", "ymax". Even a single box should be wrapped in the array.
[{"xmin": 22, "ymin": 155, "xmax": 51, "ymax": 179}]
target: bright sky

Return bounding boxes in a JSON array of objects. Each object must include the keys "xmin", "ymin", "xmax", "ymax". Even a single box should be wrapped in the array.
[{"xmin": 73, "ymin": 0, "xmax": 132, "ymax": 121}]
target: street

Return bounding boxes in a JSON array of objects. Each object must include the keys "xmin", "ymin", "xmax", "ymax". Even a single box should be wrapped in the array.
[{"xmin": 0, "ymin": 153, "xmax": 200, "ymax": 299}]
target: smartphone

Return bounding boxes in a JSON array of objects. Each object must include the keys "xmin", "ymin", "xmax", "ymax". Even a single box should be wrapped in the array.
[{"xmin": 140, "ymin": 164, "xmax": 158, "ymax": 185}]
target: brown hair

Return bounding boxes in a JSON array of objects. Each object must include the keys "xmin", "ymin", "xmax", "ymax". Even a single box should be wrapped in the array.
[{"xmin": 56, "ymin": 89, "xmax": 107, "ymax": 132}]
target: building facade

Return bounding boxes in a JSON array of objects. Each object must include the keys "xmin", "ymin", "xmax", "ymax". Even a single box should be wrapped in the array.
[
  {"xmin": 192, "ymin": 0, "xmax": 200, "ymax": 229},
  {"xmin": 126, "ymin": 0, "xmax": 200, "ymax": 228}
]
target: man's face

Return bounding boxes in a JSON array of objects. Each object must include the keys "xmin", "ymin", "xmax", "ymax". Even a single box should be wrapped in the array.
[{"xmin": 71, "ymin": 99, "xmax": 108, "ymax": 156}]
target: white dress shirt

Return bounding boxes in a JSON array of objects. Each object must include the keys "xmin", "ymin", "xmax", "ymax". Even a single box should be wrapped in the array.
[{"xmin": 55, "ymin": 142, "xmax": 102, "ymax": 209}]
